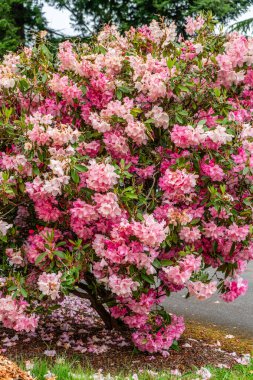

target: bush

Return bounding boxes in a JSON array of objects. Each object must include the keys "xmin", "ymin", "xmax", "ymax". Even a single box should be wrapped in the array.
[{"xmin": 0, "ymin": 15, "xmax": 253, "ymax": 354}]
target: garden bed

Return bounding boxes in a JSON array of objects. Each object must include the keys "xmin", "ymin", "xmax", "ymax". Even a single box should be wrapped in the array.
[{"xmin": 1, "ymin": 297, "xmax": 251, "ymax": 374}]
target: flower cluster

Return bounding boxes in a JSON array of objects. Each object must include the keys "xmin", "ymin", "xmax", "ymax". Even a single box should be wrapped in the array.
[{"xmin": 0, "ymin": 16, "xmax": 253, "ymax": 354}]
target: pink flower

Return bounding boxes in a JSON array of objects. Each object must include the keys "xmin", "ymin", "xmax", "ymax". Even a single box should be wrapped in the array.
[
  {"xmin": 163, "ymin": 266, "xmax": 192, "ymax": 286},
  {"xmin": 86, "ymin": 160, "xmax": 119, "ymax": 192},
  {"xmin": 227, "ymin": 223, "xmax": 249, "ymax": 242},
  {"xmin": 125, "ymin": 121, "xmax": 148, "ymax": 145},
  {"xmin": 124, "ymin": 314, "xmax": 148, "ymax": 328},
  {"xmin": 0, "ymin": 220, "xmax": 12, "ymax": 236},
  {"xmin": 38, "ymin": 272, "xmax": 62, "ymax": 300},
  {"xmin": 93, "ymin": 192, "xmax": 121, "ymax": 218},
  {"xmin": 6, "ymin": 248, "xmax": 24, "ymax": 266},
  {"xmin": 185, "ymin": 16, "xmax": 205, "ymax": 35},
  {"xmin": 202, "ymin": 222, "xmax": 224, "ymax": 239},
  {"xmin": 108, "ymin": 274, "xmax": 139, "ymax": 297},
  {"xmin": 132, "ymin": 214, "xmax": 168, "ymax": 247},
  {"xmin": 135, "ymin": 165, "xmax": 155, "ymax": 179},
  {"xmin": 159, "ymin": 169, "xmax": 198, "ymax": 200},
  {"xmin": 146, "ymin": 106, "xmax": 169, "ymax": 129},
  {"xmin": 0, "ymin": 296, "xmax": 38, "ymax": 332},
  {"xmin": 201, "ymin": 160, "xmax": 225, "ymax": 181},
  {"xmin": 171, "ymin": 124, "xmax": 202, "ymax": 148},
  {"xmin": 179, "ymin": 226, "xmax": 201, "ymax": 243},
  {"xmin": 188, "ymin": 281, "xmax": 217, "ymax": 300},
  {"xmin": 180, "ymin": 254, "xmax": 202, "ymax": 272},
  {"xmin": 221, "ymin": 277, "xmax": 248, "ymax": 302}
]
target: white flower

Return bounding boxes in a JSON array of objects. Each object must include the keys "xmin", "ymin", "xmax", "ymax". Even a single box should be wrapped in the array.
[
  {"xmin": 44, "ymin": 350, "xmax": 57, "ymax": 357},
  {"xmin": 170, "ymin": 369, "xmax": 182, "ymax": 376},
  {"xmin": 196, "ymin": 367, "xmax": 212, "ymax": 379},
  {"xmin": 44, "ymin": 371, "xmax": 57, "ymax": 380},
  {"xmin": 25, "ymin": 360, "xmax": 34, "ymax": 370},
  {"xmin": 0, "ymin": 220, "xmax": 12, "ymax": 236},
  {"xmin": 236, "ymin": 354, "xmax": 251, "ymax": 365}
]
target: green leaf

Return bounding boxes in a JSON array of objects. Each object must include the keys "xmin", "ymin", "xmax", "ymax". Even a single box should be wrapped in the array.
[
  {"xmin": 19, "ymin": 79, "xmax": 30, "ymax": 93},
  {"xmin": 141, "ymin": 273, "xmax": 155, "ymax": 284},
  {"xmin": 243, "ymin": 167, "xmax": 249, "ymax": 175},
  {"xmin": 130, "ymin": 107, "xmax": 142, "ymax": 117},
  {"xmin": 33, "ymin": 165, "xmax": 40, "ymax": 176},
  {"xmin": 57, "ymin": 241, "xmax": 67, "ymax": 247},
  {"xmin": 81, "ymin": 85, "xmax": 87, "ymax": 95},
  {"xmin": 71, "ymin": 170, "xmax": 80, "ymax": 184},
  {"xmin": 53, "ymin": 250, "xmax": 66, "ymax": 259},
  {"xmin": 41, "ymin": 73, "xmax": 47, "ymax": 83},
  {"xmin": 118, "ymin": 86, "xmax": 133, "ymax": 94},
  {"xmin": 8, "ymin": 285, "xmax": 17, "ymax": 291},
  {"xmin": 116, "ymin": 89, "xmax": 122, "ymax": 100},
  {"xmin": 75, "ymin": 164, "xmax": 88, "ymax": 172},
  {"xmin": 41, "ymin": 44, "xmax": 52, "ymax": 60},
  {"xmin": 171, "ymin": 340, "xmax": 180, "ymax": 351},
  {"xmin": 167, "ymin": 58, "xmax": 176, "ymax": 69},
  {"xmin": 178, "ymin": 85, "xmax": 190, "ymax": 93},
  {"xmin": 213, "ymin": 87, "xmax": 221, "ymax": 97},
  {"xmin": 20, "ymin": 288, "xmax": 28, "ymax": 298},
  {"xmin": 144, "ymin": 118, "xmax": 155, "ymax": 125},
  {"xmin": 160, "ymin": 259, "xmax": 174, "ymax": 266},
  {"xmin": 243, "ymin": 198, "xmax": 252, "ymax": 206},
  {"xmin": 152, "ymin": 259, "xmax": 162, "ymax": 268},
  {"xmin": 35, "ymin": 251, "xmax": 47, "ymax": 265}
]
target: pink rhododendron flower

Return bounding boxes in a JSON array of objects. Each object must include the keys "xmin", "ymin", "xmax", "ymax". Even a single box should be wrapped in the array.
[
  {"xmin": 179, "ymin": 226, "xmax": 201, "ymax": 243},
  {"xmin": 108, "ymin": 274, "xmax": 139, "ymax": 297},
  {"xmin": 185, "ymin": 16, "xmax": 205, "ymax": 35},
  {"xmin": 6, "ymin": 248, "xmax": 24, "ymax": 266},
  {"xmin": 221, "ymin": 277, "xmax": 248, "ymax": 302},
  {"xmin": 0, "ymin": 296, "xmax": 38, "ymax": 332},
  {"xmin": 38, "ymin": 272, "xmax": 62, "ymax": 300},
  {"xmin": 93, "ymin": 192, "xmax": 121, "ymax": 218},
  {"xmin": 86, "ymin": 160, "xmax": 119, "ymax": 192},
  {"xmin": 159, "ymin": 168, "xmax": 198, "ymax": 199},
  {"xmin": 188, "ymin": 281, "xmax": 217, "ymax": 300},
  {"xmin": 132, "ymin": 214, "xmax": 169, "ymax": 247}
]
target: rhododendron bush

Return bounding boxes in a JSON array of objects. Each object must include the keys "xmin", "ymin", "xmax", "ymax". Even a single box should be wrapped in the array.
[{"xmin": 1, "ymin": 15, "xmax": 253, "ymax": 354}]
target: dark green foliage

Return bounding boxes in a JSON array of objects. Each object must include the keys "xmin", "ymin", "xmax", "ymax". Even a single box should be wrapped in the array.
[
  {"xmin": 0, "ymin": 0, "xmax": 47, "ymax": 57},
  {"xmin": 1, "ymin": 0, "xmax": 253, "ymax": 56},
  {"xmin": 47, "ymin": 0, "xmax": 253, "ymax": 36},
  {"xmin": 229, "ymin": 17, "xmax": 253, "ymax": 34}
]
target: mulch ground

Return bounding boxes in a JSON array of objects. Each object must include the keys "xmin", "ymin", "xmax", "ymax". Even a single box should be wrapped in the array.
[
  {"xmin": 0, "ymin": 355, "xmax": 34, "ymax": 380},
  {"xmin": 0, "ymin": 296, "xmax": 252, "ymax": 374}
]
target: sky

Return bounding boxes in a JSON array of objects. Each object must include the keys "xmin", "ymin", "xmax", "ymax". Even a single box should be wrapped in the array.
[
  {"xmin": 43, "ymin": 4, "xmax": 78, "ymax": 36},
  {"xmin": 43, "ymin": 3, "xmax": 253, "ymax": 36}
]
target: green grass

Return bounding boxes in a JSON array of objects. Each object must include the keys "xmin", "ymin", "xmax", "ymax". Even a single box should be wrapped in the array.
[{"xmin": 19, "ymin": 357, "xmax": 253, "ymax": 380}]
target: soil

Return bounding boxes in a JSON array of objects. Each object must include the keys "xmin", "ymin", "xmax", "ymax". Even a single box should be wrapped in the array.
[{"xmin": 0, "ymin": 324, "xmax": 248, "ymax": 374}]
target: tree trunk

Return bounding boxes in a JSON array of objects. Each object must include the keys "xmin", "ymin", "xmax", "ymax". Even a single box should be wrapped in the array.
[{"xmin": 71, "ymin": 282, "xmax": 123, "ymax": 331}]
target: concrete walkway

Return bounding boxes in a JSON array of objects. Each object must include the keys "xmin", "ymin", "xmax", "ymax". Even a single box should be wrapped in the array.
[{"xmin": 163, "ymin": 263, "xmax": 253, "ymax": 337}]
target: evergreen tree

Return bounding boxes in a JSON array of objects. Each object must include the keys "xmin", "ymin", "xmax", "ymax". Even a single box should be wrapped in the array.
[
  {"xmin": 46, "ymin": 0, "xmax": 253, "ymax": 36},
  {"xmin": 0, "ymin": 0, "xmax": 47, "ymax": 56}
]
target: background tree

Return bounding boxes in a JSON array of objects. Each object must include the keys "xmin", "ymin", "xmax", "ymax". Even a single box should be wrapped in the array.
[
  {"xmin": 0, "ymin": 0, "xmax": 47, "ymax": 57},
  {"xmin": 46, "ymin": 0, "xmax": 253, "ymax": 36}
]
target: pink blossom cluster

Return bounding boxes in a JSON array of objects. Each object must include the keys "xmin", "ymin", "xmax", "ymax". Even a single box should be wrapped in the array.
[
  {"xmin": 221, "ymin": 278, "xmax": 248, "ymax": 302},
  {"xmin": 0, "ymin": 295, "xmax": 38, "ymax": 332},
  {"xmin": 162, "ymin": 255, "xmax": 201, "ymax": 286},
  {"xmin": 38, "ymin": 272, "xmax": 62, "ymax": 300}
]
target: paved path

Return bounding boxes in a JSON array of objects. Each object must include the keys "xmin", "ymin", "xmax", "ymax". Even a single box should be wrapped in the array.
[{"xmin": 163, "ymin": 263, "xmax": 253, "ymax": 338}]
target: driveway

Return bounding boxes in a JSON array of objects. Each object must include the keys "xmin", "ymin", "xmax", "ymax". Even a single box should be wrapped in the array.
[{"xmin": 163, "ymin": 263, "xmax": 253, "ymax": 337}]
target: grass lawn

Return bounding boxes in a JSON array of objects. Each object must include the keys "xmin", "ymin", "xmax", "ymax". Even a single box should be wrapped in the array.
[{"xmin": 19, "ymin": 356, "xmax": 253, "ymax": 380}]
